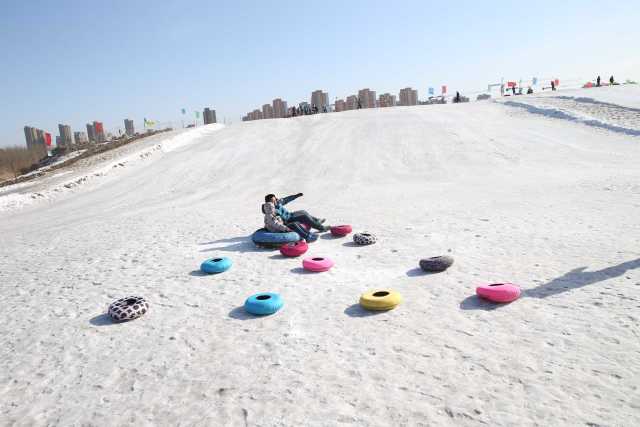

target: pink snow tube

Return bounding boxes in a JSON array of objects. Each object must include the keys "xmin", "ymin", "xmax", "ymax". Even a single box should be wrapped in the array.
[
  {"xmin": 476, "ymin": 283, "xmax": 521, "ymax": 303},
  {"xmin": 280, "ymin": 240, "xmax": 309, "ymax": 257},
  {"xmin": 302, "ymin": 257, "xmax": 334, "ymax": 272},
  {"xmin": 299, "ymin": 223, "xmax": 310, "ymax": 231},
  {"xmin": 330, "ymin": 224, "xmax": 352, "ymax": 237}
]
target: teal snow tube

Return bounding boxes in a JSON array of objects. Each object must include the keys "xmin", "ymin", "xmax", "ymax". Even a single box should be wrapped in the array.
[{"xmin": 251, "ymin": 228, "xmax": 300, "ymax": 248}]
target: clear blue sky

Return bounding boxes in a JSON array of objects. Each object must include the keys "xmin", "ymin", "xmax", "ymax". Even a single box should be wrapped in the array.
[{"xmin": 1, "ymin": 0, "xmax": 638, "ymax": 147}]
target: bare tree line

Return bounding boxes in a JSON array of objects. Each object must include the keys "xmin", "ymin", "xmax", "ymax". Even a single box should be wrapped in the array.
[{"xmin": 0, "ymin": 145, "xmax": 48, "ymax": 182}]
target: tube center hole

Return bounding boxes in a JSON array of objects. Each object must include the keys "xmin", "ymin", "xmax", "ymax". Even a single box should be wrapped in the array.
[
  {"xmin": 125, "ymin": 298, "xmax": 137, "ymax": 305},
  {"xmin": 312, "ymin": 257, "xmax": 324, "ymax": 261},
  {"xmin": 256, "ymin": 295, "xmax": 271, "ymax": 300},
  {"xmin": 488, "ymin": 284, "xmax": 503, "ymax": 287},
  {"xmin": 373, "ymin": 291, "xmax": 389, "ymax": 297},
  {"xmin": 212, "ymin": 258, "xmax": 222, "ymax": 262}
]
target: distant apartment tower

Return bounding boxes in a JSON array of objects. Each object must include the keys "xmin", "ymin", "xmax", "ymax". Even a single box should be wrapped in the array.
[
  {"xmin": 272, "ymin": 98, "xmax": 287, "ymax": 118},
  {"xmin": 262, "ymin": 104, "xmax": 274, "ymax": 119},
  {"xmin": 358, "ymin": 89, "xmax": 376, "ymax": 108},
  {"xmin": 334, "ymin": 99, "xmax": 346, "ymax": 112},
  {"xmin": 344, "ymin": 95, "xmax": 358, "ymax": 110},
  {"xmin": 23, "ymin": 126, "xmax": 47, "ymax": 151},
  {"xmin": 311, "ymin": 90, "xmax": 329, "ymax": 112},
  {"xmin": 124, "ymin": 119, "xmax": 135, "ymax": 136},
  {"xmin": 86, "ymin": 123, "xmax": 96, "ymax": 142},
  {"xmin": 378, "ymin": 93, "xmax": 396, "ymax": 108},
  {"xmin": 399, "ymin": 87, "xmax": 418, "ymax": 106},
  {"xmin": 203, "ymin": 108, "xmax": 217, "ymax": 125},
  {"xmin": 93, "ymin": 121, "xmax": 105, "ymax": 142},
  {"xmin": 58, "ymin": 124, "xmax": 73, "ymax": 147},
  {"xmin": 74, "ymin": 131, "xmax": 88, "ymax": 145},
  {"xmin": 252, "ymin": 109, "xmax": 263, "ymax": 120}
]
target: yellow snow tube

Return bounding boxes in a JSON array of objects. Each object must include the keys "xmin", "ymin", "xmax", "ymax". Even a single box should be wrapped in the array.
[{"xmin": 359, "ymin": 289, "xmax": 402, "ymax": 311}]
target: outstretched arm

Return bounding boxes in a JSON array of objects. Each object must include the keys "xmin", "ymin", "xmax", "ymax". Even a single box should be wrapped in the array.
[{"xmin": 279, "ymin": 193, "xmax": 303, "ymax": 206}]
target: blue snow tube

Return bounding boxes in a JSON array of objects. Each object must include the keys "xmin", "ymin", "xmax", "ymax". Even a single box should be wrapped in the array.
[
  {"xmin": 251, "ymin": 228, "xmax": 300, "ymax": 248},
  {"xmin": 200, "ymin": 257, "xmax": 232, "ymax": 274},
  {"xmin": 244, "ymin": 292, "xmax": 284, "ymax": 315}
]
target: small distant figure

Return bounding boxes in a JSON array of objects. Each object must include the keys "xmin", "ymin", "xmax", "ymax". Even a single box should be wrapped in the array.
[
  {"xmin": 551, "ymin": 80, "xmax": 556, "ymax": 91},
  {"xmin": 596, "ymin": 75, "xmax": 601, "ymax": 87},
  {"xmin": 357, "ymin": 99, "xmax": 362, "ymax": 109},
  {"xmin": 609, "ymin": 75, "xmax": 615, "ymax": 85},
  {"xmin": 455, "ymin": 91, "xmax": 460, "ymax": 103},
  {"xmin": 500, "ymin": 83, "xmax": 505, "ymax": 97},
  {"xmin": 527, "ymin": 86, "xmax": 533, "ymax": 94},
  {"xmin": 513, "ymin": 86, "xmax": 517, "ymax": 96},
  {"xmin": 322, "ymin": 105, "xmax": 327, "ymax": 113}
]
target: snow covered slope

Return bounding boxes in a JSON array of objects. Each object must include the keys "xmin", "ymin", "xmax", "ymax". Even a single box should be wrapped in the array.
[{"xmin": 0, "ymin": 86, "xmax": 639, "ymax": 426}]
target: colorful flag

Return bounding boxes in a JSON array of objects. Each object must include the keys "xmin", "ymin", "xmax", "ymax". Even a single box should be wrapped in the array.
[
  {"xmin": 428, "ymin": 87, "xmax": 434, "ymax": 95},
  {"xmin": 195, "ymin": 111, "xmax": 200, "ymax": 118},
  {"xmin": 144, "ymin": 118, "xmax": 156, "ymax": 128},
  {"xmin": 441, "ymin": 85, "xmax": 447, "ymax": 95},
  {"xmin": 45, "ymin": 132, "xmax": 52, "ymax": 146},
  {"xmin": 532, "ymin": 77, "xmax": 538, "ymax": 85},
  {"xmin": 181, "ymin": 108, "xmax": 186, "ymax": 115}
]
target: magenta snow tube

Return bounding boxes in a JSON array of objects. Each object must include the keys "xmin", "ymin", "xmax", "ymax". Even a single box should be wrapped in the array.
[
  {"xmin": 330, "ymin": 224, "xmax": 352, "ymax": 237},
  {"xmin": 302, "ymin": 257, "xmax": 334, "ymax": 272},
  {"xmin": 280, "ymin": 240, "xmax": 309, "ymax": 257},
  {"xmin": 476, "ymin": 283, "xmax": 521, "ymax": 303}
]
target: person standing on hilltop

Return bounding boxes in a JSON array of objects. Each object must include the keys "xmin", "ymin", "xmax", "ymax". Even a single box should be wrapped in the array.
[
  {"xmin": 609, "ymin": 75, "xmax": 615, "ymax": 85},
  {"xmin": 597, "ymin": 75, "xmax": 601, "ymax": 87},
  {"xmin": 551, "ymin": 80, "xmax": 556, "ymax": 91},
  {"xmin": 455, "ymin": 91, "xmax": 460, "ymax": 103}
]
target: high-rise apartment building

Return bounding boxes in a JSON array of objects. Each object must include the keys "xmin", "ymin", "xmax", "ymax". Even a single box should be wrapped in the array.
[
  {"xmin": 334, "ymin": 99, "xmax": 346, "ymax": 112},
  {"xmin": 272, "ymin": 98, "xmax": 287, "ymax": 118},
  {"xmin": 86, "ymin": 123, "xmax": 96, "ymax": 143},
  {"xmin": 262, "ymin": 104, "xmax": 274, "ymax": 119},
  {"xmin": 124, "ymin": 119, "xmax": 135, "ymax": 136},
  {"xmin": 311, "ymin": 90, "xmax": 329, "ymax": 111},
  {"xmin": 345, "ymin": 95, "xmax": 358, "ymax": 110},
  {"xmin": 74, "ymin": 131, "xmax": 88, "ymax": 145},
  {"xmin": 378, "ymin": 93, "xmax": 397, "ymax": 108},
  {"xmin": 93, "ymin": 121, "xmax": 105, "ymax": 143},
  {"xmin": 58, "ymin": 124, "xmax": 73, "ymax": 147},
  {"xmin": 358, "ymin": 89, "xmax": 376, "ymax": 108},
  {"xmin": 203, "ymin": 108, "xmax": 217, "ymax": 125},
  {"xmin": 23, "ymin": 126, "xmax": 47, "ymax": 151},
  {"xmin": 399, "ymin": 87, "xmax": 418, "ymax": 106}
]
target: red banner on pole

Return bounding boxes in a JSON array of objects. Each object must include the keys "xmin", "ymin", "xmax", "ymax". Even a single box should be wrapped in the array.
[
  {"xmin": 45, "ymin": 132, "xmax": 52, "ymax": 146},
  {"xmin": 441, "ymin": 85, "xmax": 447, "ymax": 94},
  {"xmin": 507, "ymin": 81, "xmax": 516, "ymax": 88}
]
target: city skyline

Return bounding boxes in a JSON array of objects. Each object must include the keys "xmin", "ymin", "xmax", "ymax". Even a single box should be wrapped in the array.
[{"xmin": 2, "ymin": 1, "xmax": 639, "ymax": 146}]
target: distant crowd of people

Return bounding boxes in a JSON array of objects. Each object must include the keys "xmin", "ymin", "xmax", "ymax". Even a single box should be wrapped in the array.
[
  {"xmin": 596, "ymin": 75, "xmax": 616, "ymax": 87},
  {"xmin": 288, "ymin": 103, "xmax": 328, "ymax": 117}
]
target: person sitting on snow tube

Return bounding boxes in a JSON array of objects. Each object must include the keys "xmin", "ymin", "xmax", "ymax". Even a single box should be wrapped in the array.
[
  {"xmin": 264, "ymin": 193, "xmax": 329, "ymax": 232},
  {"xmin": 263, "ymin": 200, "xmax": 318, "ymax": 243}
]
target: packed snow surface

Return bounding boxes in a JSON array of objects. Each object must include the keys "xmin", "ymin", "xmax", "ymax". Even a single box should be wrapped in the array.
[{"xmin": 1, "ymin": 86, "xmax": 639, "ymax": 426}]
